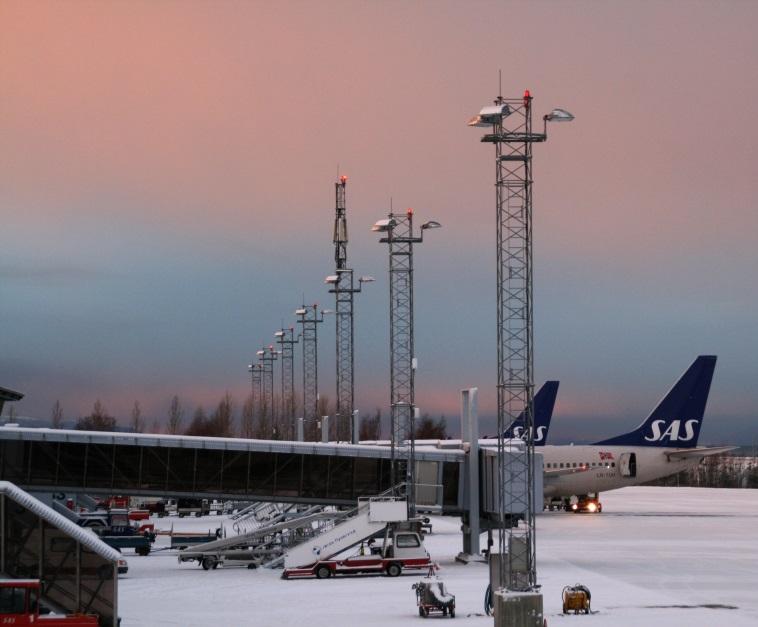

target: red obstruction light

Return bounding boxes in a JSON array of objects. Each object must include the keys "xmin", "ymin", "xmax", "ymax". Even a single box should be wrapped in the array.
[
  {"xmin": 407, "ymin": 207, "xmax": 414, "ymax": 217},
  {"xmin": 523, "ymin": 89, "xmax": 531, "ymax": 106},
  {"xmin": 339, "ymin": 175, "xmax": 348, "ymax": 184}
]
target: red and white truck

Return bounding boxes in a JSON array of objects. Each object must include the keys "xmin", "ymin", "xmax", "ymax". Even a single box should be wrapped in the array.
[
  {"xmin": 0, "ymin": 579, "xmax": 99, "ymax": 626},
  {"xmin": 282, "ymin": 496, "xmax": 434, "ymax": 579}
]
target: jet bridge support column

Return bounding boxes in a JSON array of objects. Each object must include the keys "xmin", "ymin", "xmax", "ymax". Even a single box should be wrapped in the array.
[
  {"xmin": 352, "ymin": 410, "xmax": 360, "ymax": 444},
  {"xmin": 457, "ymin": 387, "xmax": 482, "ymax": 562}
]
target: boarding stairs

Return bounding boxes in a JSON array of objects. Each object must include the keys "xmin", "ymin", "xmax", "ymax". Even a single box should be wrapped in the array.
[
  {"xmin": 283, "ymin": 495, "xmax": 408, "ymax": 569},
  {"xmin": 178, "ymin": 504, "xmax": 341, "ymax": 566},
  {"xmin": 52, "ymin": 499, "xmax": 81, "ymax": 524},
  {"xmin": 232, "ymin": 502, "xmax": 294, "ymax": 534}
]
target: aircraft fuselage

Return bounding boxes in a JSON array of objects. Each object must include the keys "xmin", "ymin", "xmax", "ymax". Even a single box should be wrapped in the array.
[{"xmin": 541, "ymin": 445, "xmax": 700, "ymax": 498}]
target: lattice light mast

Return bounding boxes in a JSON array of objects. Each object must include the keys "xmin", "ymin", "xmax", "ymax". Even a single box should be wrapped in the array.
[
  {"xmin": 469, "ymin": 91, "xmax": 573, "ymax": 592},
  {"xmin": 274, "ymin": 327, "xmax": 299, "ymax": 440},
  {"xmin": 373, "ymin": 209, "xmax": 441, "ymax": 516},
  {"xmin": 295, "ymin": 304, "xmax": 331, "ymax": 440},
  {"xmin": 325, "ymin": 175, "xmax": 374, "ymax": 442},
  {"xmin": 247, "ymin": 361, "xmax": 263, "ymax": 426},
  {"xmin": 258, "ymin": 345, "xmax": 279, "ymax": 438}
]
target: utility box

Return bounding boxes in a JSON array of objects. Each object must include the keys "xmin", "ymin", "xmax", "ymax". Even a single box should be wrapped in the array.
[
  {"xmin": 489, "ymin": 535, "xmax": 531, "ymax": 591},
  {"xmin": 368, "ymin": 498, "xmax": 407, "ymax": 523},
  {"xmin": 493, "ymin": 590, "xmax": 544, "ymax": 627}
]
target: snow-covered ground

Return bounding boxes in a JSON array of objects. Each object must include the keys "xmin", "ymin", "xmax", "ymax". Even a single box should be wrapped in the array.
[{"xmin": 118, "ymin": 487, "xmax": 758, "ymax": 626}]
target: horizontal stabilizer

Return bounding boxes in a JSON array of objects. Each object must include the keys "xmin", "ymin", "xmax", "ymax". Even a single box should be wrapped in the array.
[{"xmin": 665, "ymin": 446, "xmax": 736, "ymax": 460}]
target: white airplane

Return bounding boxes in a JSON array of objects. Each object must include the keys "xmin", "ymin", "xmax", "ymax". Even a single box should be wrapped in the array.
[{"xmin": 538, "ymin": 356, "xmax": 733, "ymax": 512}]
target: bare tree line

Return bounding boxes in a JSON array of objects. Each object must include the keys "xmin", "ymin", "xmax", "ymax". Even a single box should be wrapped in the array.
[
  {"xmin": 646, "ymin": 454, "xmax": 758, "ymax": 489},
  {"xmin": 46, "ymin": 394, "xmax": 456, "ymax": 442}
]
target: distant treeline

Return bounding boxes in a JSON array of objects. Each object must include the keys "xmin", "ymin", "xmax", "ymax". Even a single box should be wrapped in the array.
[
  {"xmin": 644, "ymin": 454, "xmax": 758, "ymax": 489},
  {"xmin": 47, "ymin": 395, "xmax": 449, "ymax": 442}
]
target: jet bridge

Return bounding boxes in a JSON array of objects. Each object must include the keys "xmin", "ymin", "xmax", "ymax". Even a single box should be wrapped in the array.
[{"xmin": 0, "ymin": 427, "xmax": 462, "ymax": 511}]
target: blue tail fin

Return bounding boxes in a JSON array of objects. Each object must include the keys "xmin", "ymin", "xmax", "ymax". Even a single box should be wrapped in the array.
[
  {"xmin": 503, "ymin": 381, "xmax": 559, "ymax": 446},
  {"xmin": 594, "ymin": 356, "xmax": 717, "ymax": 448}
]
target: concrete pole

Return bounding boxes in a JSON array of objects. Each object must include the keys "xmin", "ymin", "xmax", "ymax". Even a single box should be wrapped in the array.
[
  {"xmin": 296, "ymin": 417, "xmax": 304, "ymax": 442},
  {"xmin": 352, "ymin": 410, "xmax": 360, "ymax": 444},
  {"xmin": 457, "ymin": 387, "xmax": 481, "ymax": 561},
  {"xmin": 321, "ymin": 416, "xmax": 329, "ymax": 443}
]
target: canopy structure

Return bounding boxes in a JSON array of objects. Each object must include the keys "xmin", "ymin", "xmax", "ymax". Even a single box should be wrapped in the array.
[
  {"xmin": 0, "ymin": 481, "xmax": 119, "ymax": 626},
  {"xmin": 0, "ymin": 386, "xmax": 23, "ymax": 417}
]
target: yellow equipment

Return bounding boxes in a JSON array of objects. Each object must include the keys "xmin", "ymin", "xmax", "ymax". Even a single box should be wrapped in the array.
[{"xmin": 562, "ymin": 584, "xmax": 591, "ymax": 614}]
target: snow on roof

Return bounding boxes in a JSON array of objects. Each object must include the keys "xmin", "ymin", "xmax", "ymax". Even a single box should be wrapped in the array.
[
  {"xmin": 0, "ymin": 427, "xmax": 465, "ymax": 462},
  {"xmin": 0, "ymin": 481, "xmax": 120, "ymax": 562}
]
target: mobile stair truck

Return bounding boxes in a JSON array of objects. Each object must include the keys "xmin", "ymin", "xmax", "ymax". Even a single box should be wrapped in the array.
[
  {"xmin": 177, "ymin": 505, "xmax": 327, "ymax": 570},
  {"xmin": 282, "ymin": 496, "xmax": 434, "ymax": 579}
]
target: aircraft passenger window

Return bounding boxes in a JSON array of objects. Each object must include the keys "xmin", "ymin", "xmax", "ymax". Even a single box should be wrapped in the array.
[
  {"xmin": 559, "ymin": 463, "xmax": 564, "ymax": 468},
  {"xmin": 572, "ymin": 463, "xmax": 577, "ymax": 468},
  {"xmin": 612, "ymin": 462, "xmax": 615, "ymax": 467}
]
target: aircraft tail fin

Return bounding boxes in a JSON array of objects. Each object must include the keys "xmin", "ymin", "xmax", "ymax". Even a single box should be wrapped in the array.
[
  {"xmin": 503, "ymin": 380, "xmax": 559, "ymax": 446},
  {"xmin": 594, "ymin": 356, "xmax": 717, "ymax": 448}
]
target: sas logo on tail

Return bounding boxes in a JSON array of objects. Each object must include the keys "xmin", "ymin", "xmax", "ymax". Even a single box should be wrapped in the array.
[
  {"xmin": 644, "ymin": 419, "xmax": 699, "ymax": 443},
  {"xmin": 512, "ymin": 426, "xmax": 547, "ymax": 443}
]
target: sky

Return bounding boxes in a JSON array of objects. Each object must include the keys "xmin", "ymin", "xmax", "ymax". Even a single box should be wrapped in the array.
[{"xmin": 1, "ymin": 0, "xmax": 757, "ymax": 444}]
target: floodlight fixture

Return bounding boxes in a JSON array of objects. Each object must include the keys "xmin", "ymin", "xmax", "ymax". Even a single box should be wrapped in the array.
[
  {"xmin": 421, "ymin": 220, "xmax": 442, "ymax": 230},
  {"xmin": 321, "ymin": 308, "xmax": 334, "ymax": 315},
  {"xmin": 256, "ymin": 350, "xmax": 265, "ymax": 356},
  {"xmin": 295, "ymin": 308, "xmax": 307, "ymax": 316},
  {"xmin": 359, "ymin": 275, "xmax": 375, "ymax": 283},
  {"xmin": 324, "ymin": 275, "xmax": 339, "ymax": 284},
  {"xmin": 274, "ymin": 331, "xmax": 285, "ymax": 338},
  {"xmin": 467, "ymin": 103, "xmax": 511, "ymax": 127},
  {"xmin": 544, "ymin": 108, "xmax": 574, "ymax": 122},
  {"xmin": 372, "ymin": 218, "xmax": 397, "ymax": 232}
]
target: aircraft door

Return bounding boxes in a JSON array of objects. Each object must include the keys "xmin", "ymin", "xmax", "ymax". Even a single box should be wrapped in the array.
[{"xmin": 619, "ymin": 452, "xmax": 637, "ymax": 478}]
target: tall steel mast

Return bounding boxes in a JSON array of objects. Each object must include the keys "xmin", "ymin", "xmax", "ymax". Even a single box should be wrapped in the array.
[
  {"xmin": 247, "ymin": 361, "xmax": 263, "ymax": 431},
  {"xmin": 373, "ymin": 209, "xmax": 440, "ymax": 516},
  {"xmin": 275, "ymin": 327, "xmax": 299, "ymax": 440},
  {"xmin": 295, "ymin": 304, "xmax": 328, "ymax": 440},
  {"xmin": 258, "ymin": 345, "xmax": 279, "ymax": 438},
  {"xmin": 469, "ymin": 90, "xmax": 573, "ymax": 592},
  {"xmin": 326, "ymin": 176, "xmax": 372, "ymax": 442}
]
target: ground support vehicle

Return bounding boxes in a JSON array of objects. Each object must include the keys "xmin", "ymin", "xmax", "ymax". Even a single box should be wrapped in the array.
[
  {"xmin": 169, "ymin": 529, "xmax": 221, "ymax": 550},
  {"xmin": 97, "ymin": 532, "xmax": 154, "ymax": 556},
  {"xmin": 0, "ymin": 580, "xmax": 99, "ymax": 626},
  {"xmin": 282, "ymin": 528, "xmax": 432, "ymax": 579},
  {"xmin": 127, "ymin": 509, "xmax": 150, "ymax": 522},
  {"xmin": 89, "ymin": 509, "xmax": 156, "ymax": 555},
  {"xmin": 413, "ymin": 569, "xmax": 455, "ymax": 618},
  {"xmin": 178, "ymin": 507, "xmax": 329, "ymax": 570},
  {"xmin": 566, "ymin": 494, "xmax": 602, "ymax": 513},
  {"xmin": 282, "ymin": 496, "xmax": 435, "ymax": 580},
  {"xmin": 117, "ymin": 559, "xmax": 128, "ymax": 574},
  {"xmin": 176, "ymin": 498, "xmax": 210, "ymax": 517}
]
